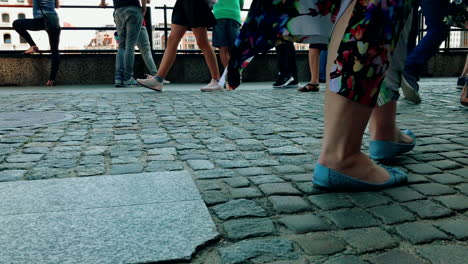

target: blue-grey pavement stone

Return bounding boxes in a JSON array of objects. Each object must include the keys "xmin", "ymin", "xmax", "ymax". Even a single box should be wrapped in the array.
[
  {"xmin": 258, "ymin": 183, "xmax": 302, "ymax": 195},
  {"xmin": 433, "ymin": 195, "xmax": 468, "ymax": 211},
  {"xmin": 294, "ymin": 233, "xmax": 345, "ymax": 256},
  {"xmin": 279, "ymin": 213, "xmax": 330, "ymax": 233},
  {"xmin": 219, "ymin": 238, "xmax": 297, "ymax": 264},
  {"xmin": 148, "ymin": 147, "xmax": 177, "ymax": 155},
  {"xmin": 410, "ymin": 183, "xmax": 457, "ymax": 196},
  {"xmin": 429, "ymin": 160, "xmax": 463, "ymax": 170},
  {"xmin": 295, "ymin": 182, "xmax": 325, "ymax": 195},
  {"xmin": 6, "ymin": 154, "xmax": 44, "ymax": 163},
  {"xmin": 339, "ymin": 227, "xmax": 398, "ymax": 253},
  {"xmin": 369, "ymin": 204, "xmax": 416, "ymax": 224},
  {"xmin": 212, "ymin": 199, "xmax": 268, "ymax": 220},
  {"xmin": 195, "ymin": 168, "xmax": 237, "ymax": 179},
  {"xmin": 202, "ymin": 190, "xmax": 229, "ymax": 205},
  {"xmin": 416, "ymin": 245, "xmax": 468, "ymax": 264},
  {"xmin": 456, "ymin": 183, "xmax": 468, "ymax": 195},
  {"xmin": 402, "ymin": 199, "xmax": 453, "ymax": 219},
  {"xmin": 250, "ymin": 175, "xmax": 285, "ymax": 184},
  {"xmin": 268, "ymin": 195, "xmax": 311, "ymax": 213},
  {"xmin": 0, "ymin": 171, "xmax": 218, "ymax": 263},
  {"xmin": 427, "ymin": 173, "xmax": 466, "ymax": 184},
  {"xmin": 394, "ymin": 222, "xmax": 450, "ymax": 244},
  {"xmin": 383, "ymin": 186, "xmax": 425, "ymax": 202},
  {"xmin": 404, "ymin": 164, "xmax": 442, "ymax": 174},
  {"xmin": 110, "ymin": 163, "xmax": 144, "ymax": 175},
  {"xmin": 197, "ymin": 180, "xmax": 222, "ymax": 191},
  {"xmin": 323, "ymin": 255, "xmax": 368, "ymax": 264},
  {"xmin": 346, "ymin": 192, "xmax": 392, "ymax": 208},
  {"xmin": 222, "ymin": 218, "xmax": 276, "ymax": 240},
  {"xmin": 187, "ymin": 160, "xmax": 215, "ymax": 170},
  {"xmin": 268, "ymin": 146, "xmax": 307, "ymax": 155},
  {"xmin": 451, "ymin": 168, "xmax": 468, "ymax": 178},
  {"xmin": 308, "ymin": 193, "xmax": 353, "ymax": 210},
  {"xmin": 147, "ymin": 154, "xmax": 176, "ymax": 161},
  {"xmin": 0, "ymin": 170, "xmax": 26, "ymax": 182},
  {"xmin": 215, "ymin": 160, "xmax": 251, "ymax": 169},
  {"xmin": 236, "ymin": 167, "xmax": 270, "ymax": 176},
  {"xmin": 230, "ymin": 187, "xmax": 262, "ymax": 199},
  {"xmin": 23, "ymin": 147, "xmax": 50, "ymax": 154},
  {"xmin": 273, "ymin": 165, "xmax": 307, "ymax": 174},
  {"xmin": 146, "ymin": 161, "xmax": 184, "ymax": 171},
  {"xmin": 280, "ymin": 173, "xmax": 312, "ymax": 182},
  {"xmin": 434, "ymin": 219, "xmax": 468, "ymax": 240},
  {"xmin": 75, "ymin": 165, "xmax": 106, "ymax": 177},
  {"xmin": 325, "ymin": 208, "xmax": 379, "ymax": 229},
  {"xmin": 224, "ymin": 177, "xmax": 250, "ymax": 188},
  {"xmin": 370, "ymin": 249, "xmax": 425, "ymax": 264}
]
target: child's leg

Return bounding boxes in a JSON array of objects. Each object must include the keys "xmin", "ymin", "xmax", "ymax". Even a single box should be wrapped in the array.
[
  {"xmin": 219, "ymin": 47, "xmax": 230, "ymax": 69},
  {"xmin": 192, "ymin": 27, "xmax": 220, "ymax": 80},
  {"xmin": 156, "ymin": 24, "xmax": 187, "ymax": 78}
]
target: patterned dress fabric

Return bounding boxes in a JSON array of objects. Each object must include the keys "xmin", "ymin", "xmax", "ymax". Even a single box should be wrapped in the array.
[{"xmin": 228, "ymin": 0, "xmax": 417, "ymax": 107}]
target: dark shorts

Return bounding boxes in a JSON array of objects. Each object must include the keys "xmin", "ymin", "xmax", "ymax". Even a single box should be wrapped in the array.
[
  {"xmin": 172, "ymin": 0, "xmax": 216, "ymax": 28},
  {"xmin": 212, "ymin": 18, "xmax": 240, "ymax": 47},
  {"xmin": 309, "ymin": 43, "xmax": 327, "ymax": 50}
]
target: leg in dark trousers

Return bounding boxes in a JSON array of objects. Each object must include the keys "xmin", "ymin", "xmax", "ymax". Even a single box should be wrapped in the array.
[
  {"xmin": 47, "ymin": 29, "xmax": 61, "ymax": 81},
  {"xmin": 276, "ymin": 41, "xmax": 298, "ymax": 80},
  {"xmin": 12, "ymin": 18, "xmax": 44, "ymax": 46}
]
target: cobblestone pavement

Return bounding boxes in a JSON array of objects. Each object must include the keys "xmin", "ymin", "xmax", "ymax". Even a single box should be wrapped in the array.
[{"xmin": 0, "ymin": 78, "xmax": 467, "ymax": 264}]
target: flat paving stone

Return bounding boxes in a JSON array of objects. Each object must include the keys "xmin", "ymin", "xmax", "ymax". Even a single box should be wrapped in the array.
[
  {"xmin": 410, "ymin": 183, "xmax": 456, "ymax": 196},
  {"xmin": 212, "ymin": 199, "xmax": 268, "ymax": 220},
  {"xmin": 258, "ymin": 183, "xmax": 302, "ymax": 195},
  {"xmin": 308, "ymin": 193, "xmax": 354, "ymax": 210},
  {"xmin": 279, "ymin": 213, "xmax": 330, "ymax": 233},
  {"xmin": 433, "ymin": 195, "xmax": 468, "ymax": 211},
  {"xmin": 0, "ymin": 171, "xmax": 218, "ymax": 263},
  {"xmin": 0, "ymin": 169, "xmax": 26, "ymax": 182},
  {"xmin": 223, "ymin": 218, "xmax": 276, "ymax": 240},
  {"xmin": 369, "ymin": 204, "xmax": 416, "ymax": 224},
  {"xmin": 394, "ymin": 222, "xmax": 449, "ymax": 244},
  {"xmin": 339, "ymin": 227, "xmax": 398, "ymax": 253},
  {"xmin": 402, "ymin": 199, "xmax": 453, "ymax": 219},
  {"xmin": 293, "ymin": 233, "xmax": 345, "ymax": 256},
  {"xmin": 370, "ymin": 249, "xmax": 425, "ymax": 264},
  {"xmin": 325, "ymin": 208, "xmax": 379, "ymax": 229},
  {"xmin": 268, "ymin": 195, "xmax": 311, "ymax": 213},
  {"xmin": 434, "ymin": 219, "xmax": 468, "ymax": 240},
  {"xmin": 416, "ymin": 245, "xmax": 468, "ymax": 264}
]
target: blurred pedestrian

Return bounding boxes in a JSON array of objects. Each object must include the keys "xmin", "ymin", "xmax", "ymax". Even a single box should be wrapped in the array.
[
  {"xmin": 137, "ymin": 0, "xmax": 221, "ymax": 92},
  {"xmin": 273, "ymin": 41, "xmax": 299, "ymax": 89},
  {"xmin": 100, "ymin": 0, "xmax": 147, "ymax": 87},
  {"xmin": 13, "ymin": 0, "xmax": 61, "ymax": 86}
]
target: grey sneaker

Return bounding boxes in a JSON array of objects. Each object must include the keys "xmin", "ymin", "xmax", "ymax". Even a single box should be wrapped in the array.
[
  {"xmin": 401, "ymin": 72, "xmax": 421, "ymax": 104},
  {"xmin": 115, "ymin": 79, "xmax": 124, "ymax": 88},
  {"xmin": 123, "ymin": 78, "xmax": 140, "ymax": 87},
  {"xmin": 137, "ymin": 77, "xmax": 163, "ymax": 92},
  {"xmin": 201, "ymin": 79, "xmax": 223, "ymax": 92}
]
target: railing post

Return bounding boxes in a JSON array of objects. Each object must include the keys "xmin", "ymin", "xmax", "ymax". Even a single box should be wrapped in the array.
[
  {"xmin": 144, "ymin": 7, "xmax": 153, "ymax": 53},
  {"xmin": 163, "ymin": 4, "xmax": 168, "ymax": 49}
]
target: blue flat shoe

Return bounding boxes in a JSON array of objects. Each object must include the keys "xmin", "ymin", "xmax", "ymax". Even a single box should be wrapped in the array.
[
  {"xmin": 312, "ymin": 163, "xmax": 407, "ymax": 191},
  {"xmin": 369, "ymin": 129, "xmax": 416, "ymax": 160}
]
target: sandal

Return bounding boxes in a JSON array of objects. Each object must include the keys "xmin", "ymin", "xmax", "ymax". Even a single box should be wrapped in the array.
[{"xmin": 298, "ymin": 83, "xmax": 319, "ymax": 92}]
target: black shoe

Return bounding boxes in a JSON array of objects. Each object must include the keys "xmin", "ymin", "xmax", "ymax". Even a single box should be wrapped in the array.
[
  {"xmin": 273, "ymin": 76, "xmax": 298, "ymax": 88},
  {"xmin": 457, "ymin": 77, "xmax": 466, "ymax": 89}
]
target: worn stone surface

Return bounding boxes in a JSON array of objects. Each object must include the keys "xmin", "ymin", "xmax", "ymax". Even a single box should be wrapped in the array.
[
  {"xmin": 339, "ymin": 227, "xmax": 398, "ymax": 253},
  {"xmin": 435, "ymin": 219, "xmax": 468, "ymax": 240},
  {"xmin": 394, "ymin": 222, "xmax": 450, "ymax": 244},
  {"xmin": 0, "ymin": 80, "xmax": 466, "ymax": 264},
  {"xmin": 325, "ymin": 208, "xmax": 379, "ymax": 229},
  {"xmin": 370, "ymin": 249, "xmax": 425, "ymax": 264},
  {"xmin": 416, "ymin": 245, "xmax": 468, "ymax": 264},
  {"xmin": 268, "ymin": 195, "xmax": 311, "ymax": 213},
  {"xmin": 219, "ymin": 239, "xmax": 298, "ymax": 264},
  {"xmin": 223, "ymin": 218, "xmax": 276, "ymax": 240},
  {"xmin": 0, "ymin": 171, "xmax": 218, "ymax": 263},
  {"xmin": 294, "ymin": 233, "xmax": 346, "ymax": 256}
]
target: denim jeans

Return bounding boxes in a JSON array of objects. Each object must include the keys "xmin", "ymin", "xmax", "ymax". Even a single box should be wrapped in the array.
[
  {"xmin": 319, "ymin": 50, "xmax": 327, "ymax": 81},
  {"xmin": 136, "ymin": 26, "xmax": 157, "ymax": 76},
  {"xmin": 114, "ymin": 6, "xmax": 143, "ymax": 81},
  {"xmin": 404, "ymin": 0, "xmax": 450, "ymax": 79}
]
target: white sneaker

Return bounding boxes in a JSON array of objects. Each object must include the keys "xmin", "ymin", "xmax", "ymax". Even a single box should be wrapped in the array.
[
  {"xmin": 201, "ymin": 79, "xmax": 223, "ymax": 92},
  {"xmin": 137, "ymin": 77, "xmax": 163, "ymax": 92},
  {"xmin": 145, "ymin": 74, "xmax": 171, "ymax": 85}
]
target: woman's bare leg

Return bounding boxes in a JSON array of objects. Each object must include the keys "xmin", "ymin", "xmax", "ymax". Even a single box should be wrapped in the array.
[
  {"xmin": 308, "ymin": 48, "xmax": 320, "ymax": 84},
  {"xmin": 192, "ymin": 27, "xmax": 220, "ymax": 80},
  {"xmin": 156, "ymin": 24, "xmax": 187, "ymax": 78}
]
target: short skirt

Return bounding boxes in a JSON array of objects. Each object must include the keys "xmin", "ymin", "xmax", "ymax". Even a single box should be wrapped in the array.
[{"xmin": 172, "ymin": 0, "xmax": 217, "ymax": 28}]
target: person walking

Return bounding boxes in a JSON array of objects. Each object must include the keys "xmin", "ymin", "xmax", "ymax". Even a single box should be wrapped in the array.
[
  {"xmin": 13, "ymin": 0, "xmax": 61, "ymax": 86},
  {"xmin": 273, "ymin": 41, "xmax": 299, "ymax": 88},
  {"xmin": 400, "ymin": 0, "xmax": 450, "ymax": 104},
  {"xmin": 137, "ymin": 0, "xmax": 221, "ymax": 92},
  {"xmin": 100, "ymin": 0, "xmax": 147, "ymax": 87}
]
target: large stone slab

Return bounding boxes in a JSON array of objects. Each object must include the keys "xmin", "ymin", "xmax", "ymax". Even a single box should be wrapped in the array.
[{"xmin": 0, "ymin": 171, "xmax": 219, "ymax": 263}]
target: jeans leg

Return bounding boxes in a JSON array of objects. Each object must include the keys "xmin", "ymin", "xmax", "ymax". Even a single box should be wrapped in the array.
[
  {"xmin": 47, "ymin": 29, "xmax": 61, "ymax": 81},
  {"xmin": 137, "ymin": 26, "xmax": 158, "ymax": 75},
  {"xmin": 12, "ymin": 18, "xmax": 44, "ymax": 46},
  {"xmin": 123, "ymin": 8, "xmax": 143, "ymax": 81},
  {"xmin": 404, "ymin": 0, "xmax": 450, "ymax": 78},
  {"xmin": 319, "ymin": 50, "xmax": 327, "ymax": 81}
]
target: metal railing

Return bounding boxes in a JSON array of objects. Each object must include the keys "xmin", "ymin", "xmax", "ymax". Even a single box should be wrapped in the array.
[{"xmin": 0, "ymin": 4, "xmax": 466, "ymax": 54}]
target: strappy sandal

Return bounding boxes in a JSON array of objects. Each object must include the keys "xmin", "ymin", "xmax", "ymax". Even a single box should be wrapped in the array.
[{"xmin": 297, "ymin": 83, "xmax": 319, "ymax": 92}]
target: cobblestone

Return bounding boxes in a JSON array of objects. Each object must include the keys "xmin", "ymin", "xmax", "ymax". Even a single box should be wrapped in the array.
[
  {"xmin": 394, "ymin": 222, "xmax": 450, "ymax": 244},
  {"xmin": 222, "ymin": 218, "xmax": 276, "ymax": 240},
  {"xmin": 0, "ymin": 81, "xmax": 467, "ymax": 264}
]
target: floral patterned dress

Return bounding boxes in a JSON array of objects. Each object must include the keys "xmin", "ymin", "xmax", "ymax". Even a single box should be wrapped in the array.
[{"xmin": 228, "ymin": 0, "xmax": 417, "ymax": 108}]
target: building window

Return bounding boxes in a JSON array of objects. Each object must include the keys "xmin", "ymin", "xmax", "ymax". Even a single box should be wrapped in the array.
[
  {"xmin": 18, "ymin": 13, "xmax": 26, "ymax": 20},
  {"xmin": 4, "ymin": 34, "xmax": 11, "ymax": 44},
  {"xmin": 2, "ymin": 13, "xmax": 9, "ymax": 23}
]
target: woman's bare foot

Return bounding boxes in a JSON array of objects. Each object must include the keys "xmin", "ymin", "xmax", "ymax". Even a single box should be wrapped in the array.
[
  {"xmin": 318, "ymin": 152, "xmax": 391, "ymax": 184},
  {"xmin": 24, "ymin": 46, "xmax": 39, "ymax": 54},
  {"xmin": 371, "ymin": 127, "xmax": 413, "ymax": 144}
]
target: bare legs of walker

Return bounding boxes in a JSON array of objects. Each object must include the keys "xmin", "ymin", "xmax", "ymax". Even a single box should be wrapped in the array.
[
  {"xmin": 137, "ymin": 24, "xmax": 221, "ymax": 92},
  {"xmin": 298, "ymin": 47, "xmax": 320, "ymax": 92}
]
